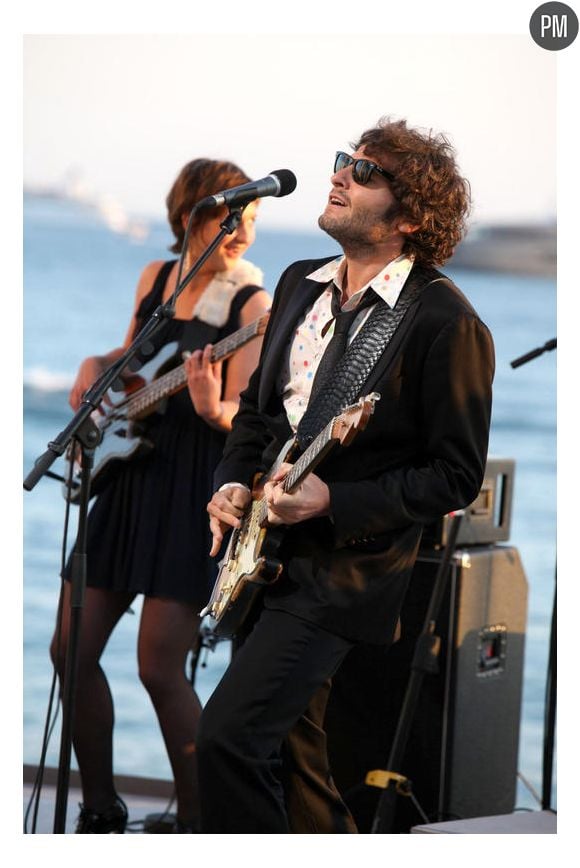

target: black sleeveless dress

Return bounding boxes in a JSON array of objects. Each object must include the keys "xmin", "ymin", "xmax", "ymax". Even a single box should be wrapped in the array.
[{"xmin": 73, "ymin": 260, "xmax": 262, "ymax": 608}]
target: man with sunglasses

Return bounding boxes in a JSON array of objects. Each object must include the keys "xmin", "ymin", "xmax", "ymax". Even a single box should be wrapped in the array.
[{"xmin": 199, "ymin": 118, "xmax": 495, "ymax": 833}]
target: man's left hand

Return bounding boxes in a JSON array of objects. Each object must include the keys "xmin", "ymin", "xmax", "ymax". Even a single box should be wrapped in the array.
[{"xmin": 263, "ymin": 464, "xmax": 331, "ymax": 526}]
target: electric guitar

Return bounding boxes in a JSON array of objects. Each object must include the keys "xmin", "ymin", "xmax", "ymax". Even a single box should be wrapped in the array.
[
  {"xmin": 62, "ymin": 313, "xmax": 270, "ymax": 504},
  {"xmin": 200, "ymin": 392, "xmax": 381, "ymax": 637}
]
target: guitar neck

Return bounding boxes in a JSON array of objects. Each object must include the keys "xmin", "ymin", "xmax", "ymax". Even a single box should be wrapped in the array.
[
  {"xmin": 124, "ymin": 315, "xmax": 266, "ymax": 419},
  {"xmin": 255, "ymin": 420, "xmax": 337, "ymax": 524},
  {"xmin": 283, "ymin": 421, "xmax": 336, "ymax": 492}
]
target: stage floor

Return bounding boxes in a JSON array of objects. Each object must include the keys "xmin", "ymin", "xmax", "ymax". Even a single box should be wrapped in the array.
[
  {"xmin": 23, "ymin": 766, "xmax": 180, "ymax": 834},
  {"xmin": 23, "ymin": 767, "xmax": 556, "ymax": 835}
]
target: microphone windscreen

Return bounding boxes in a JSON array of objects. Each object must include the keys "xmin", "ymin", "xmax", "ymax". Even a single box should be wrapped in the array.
[{"xmin": 270, "ymin": 170, "xmax": 297, "ymax": 197}]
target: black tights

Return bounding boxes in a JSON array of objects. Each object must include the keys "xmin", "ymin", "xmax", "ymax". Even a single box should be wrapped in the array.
[{"xmin": 49, "ymin": 584, "xmax": 202, "ymax": 827}]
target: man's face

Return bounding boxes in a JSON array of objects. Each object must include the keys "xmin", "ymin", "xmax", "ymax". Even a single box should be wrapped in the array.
[{"xmin": 318, "ymin": 148, "xmax": 400, "ymax": 252}]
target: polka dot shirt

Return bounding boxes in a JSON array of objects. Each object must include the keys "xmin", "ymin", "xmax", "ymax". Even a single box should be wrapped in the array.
[{"xmin": 278, "ymin": 254, "xmax": 414, "ymax": 431}]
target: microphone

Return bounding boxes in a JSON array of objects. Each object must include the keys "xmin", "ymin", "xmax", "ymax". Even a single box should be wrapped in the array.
[{"xmin": 196, "ymin": 169, "xmax": 297, "ymax": 209}]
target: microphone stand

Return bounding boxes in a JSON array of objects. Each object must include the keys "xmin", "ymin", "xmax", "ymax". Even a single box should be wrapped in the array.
[
  {"xmin": 510, "ymin": 338, "xmax": 556, "ymax": 369},
  {"xmin": 23, "ymin": 206, "xmax": 245, "ymax": 833},
  {"xmin": 542, "ymin": 577, "xmax": 556, "ymax": 811},
  {"xmin": 370, "ymin": 511, "xmax": 464, "ymax": 833},
  {"xmin": 510, "ymin": 338, "xmax": 557, "ymax": 812}
]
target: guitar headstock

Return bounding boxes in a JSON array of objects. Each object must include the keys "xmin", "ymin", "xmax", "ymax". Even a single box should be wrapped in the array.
[{"xmin": 330, "ymin": 393, "xmax": 381, "ymax": 446}]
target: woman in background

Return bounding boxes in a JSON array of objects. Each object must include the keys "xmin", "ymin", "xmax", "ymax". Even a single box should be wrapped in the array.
[{"xmin": 50, "ymin": 158, "xmax": 270, "ymax": 833}]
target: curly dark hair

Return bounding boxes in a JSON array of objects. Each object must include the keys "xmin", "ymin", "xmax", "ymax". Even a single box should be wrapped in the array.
[
  {"xmin": 166, "ymin": 158, "xmax": 251, "ymax": 253},
  {"xmin": 354, "ymin": 118, "xmax": 471, "ymax": 266}
]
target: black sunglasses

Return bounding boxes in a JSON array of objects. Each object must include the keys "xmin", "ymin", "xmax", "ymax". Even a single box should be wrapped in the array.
[{"xmin": 334, "ymin": 151, "xmax": 395, "ymax": 186}]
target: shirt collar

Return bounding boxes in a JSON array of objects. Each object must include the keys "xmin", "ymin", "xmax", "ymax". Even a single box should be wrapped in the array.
[{"xmin": 307, "ymin": 253, "xmax": 415, "ymax": 309}]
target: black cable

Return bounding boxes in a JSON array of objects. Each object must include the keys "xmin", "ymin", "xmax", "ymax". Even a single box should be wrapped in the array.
[
  {"xmin": 24, "ymin": 453, "xmax": 75, "ymax": 832},
  {"xmin": 408, "ymin": 790, "xmax": 430, "ymax": 825},
  {"xmin": 24, "ymin": 680, "xmax": 61, "ymax": 833}
]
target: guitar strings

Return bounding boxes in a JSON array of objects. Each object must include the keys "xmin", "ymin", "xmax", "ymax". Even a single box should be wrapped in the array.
[{"xmin": 113, "ymin": 317, "xmax": 264, "ymax": 420}]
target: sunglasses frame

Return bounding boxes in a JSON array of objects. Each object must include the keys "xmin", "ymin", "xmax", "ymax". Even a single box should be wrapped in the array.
[{"xmin": 334, "ymin": 151, "xmax": 396, "ymax": 186}]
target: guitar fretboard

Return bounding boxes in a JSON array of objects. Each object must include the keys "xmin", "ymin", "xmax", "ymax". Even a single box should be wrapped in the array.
[
  {"xmin": 114, "ymin": 315, "xmax": 267, "ymax": 421},
  {"xmin": 282, "ymin": 422, "xmax": 334, "ymax": 492},
  {"xmin": 252, "ymin": 393, "xmax": 379, "ymax": 527},
  {"xmin": 255, "ymin": 418, "xmax": 335, "ymax": 526}
]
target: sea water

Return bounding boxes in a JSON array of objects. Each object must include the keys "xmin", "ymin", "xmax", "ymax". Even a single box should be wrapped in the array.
[{"xmin": 23, "ymin": 194, "xmax": 556, "ymax": 812}]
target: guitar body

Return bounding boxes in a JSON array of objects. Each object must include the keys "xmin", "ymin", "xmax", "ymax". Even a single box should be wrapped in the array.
[
  {"xmin": 61, "ymin": 312, "xmax": 270, "ymax": 504},
  {"xmin": 206, "ymin": 497, "xmax": 286, "ymax": 638},
  {"xmin": 201, "ymin": 393, "xmax": 381, "ymax": 637},
  {"xmin": 68, "ymin": 415, "xmax": 157, "ymax": 502},
  {"xmin": 62, "ymin": 342, "xmax": 180, "ymax": 504}
]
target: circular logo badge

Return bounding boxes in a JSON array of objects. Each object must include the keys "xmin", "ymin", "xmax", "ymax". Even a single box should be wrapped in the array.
[{"xmin": 530, "ymin": 2, "xmax": 579, "ymax": 49}]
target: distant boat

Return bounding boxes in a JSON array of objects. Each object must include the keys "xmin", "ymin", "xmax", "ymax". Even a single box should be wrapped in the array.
[
  {"xmin": 24, "ymin": 172, "xmax": 150, "ymax": 243},
  {"xmin": 451, "ymin": 222, "xmax": 556, "ymax": 277},
  {"xmin": 94, "ymin": 193, "xmax": 149, "ymax": 242}
]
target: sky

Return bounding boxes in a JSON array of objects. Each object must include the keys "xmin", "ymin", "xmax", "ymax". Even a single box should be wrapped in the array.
[{"xmin": 21, "ymin": 20, "xmax": 559, "ymax": 233}]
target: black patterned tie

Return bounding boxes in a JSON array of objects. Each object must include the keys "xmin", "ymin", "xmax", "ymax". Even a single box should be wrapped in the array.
[
  {"xmin": 295, "ymin": 270, "xmax": 429, "ymax": 449},
  {"xmin": 307, "ymin": 285, "xmax": 379, "ymax": 401}
]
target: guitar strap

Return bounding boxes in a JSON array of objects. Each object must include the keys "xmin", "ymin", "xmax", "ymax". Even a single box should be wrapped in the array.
[{"xmin": 296, "ymin": 271, "xmax": 448, "ymax": 449}]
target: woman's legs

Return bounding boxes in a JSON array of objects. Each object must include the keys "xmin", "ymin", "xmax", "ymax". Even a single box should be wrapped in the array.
[
  {"xmin": 137, "ymin": 597, "xmax": 202, "ymax": 830},
  {"xmin": 49, "ymin": 583, "xmax": 135, "ymax": 811}
]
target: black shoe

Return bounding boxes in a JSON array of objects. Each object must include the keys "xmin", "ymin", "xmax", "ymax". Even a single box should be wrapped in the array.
[{"xmin": 75, "ymin": 796, "xmax": 128, "ymax": 834}]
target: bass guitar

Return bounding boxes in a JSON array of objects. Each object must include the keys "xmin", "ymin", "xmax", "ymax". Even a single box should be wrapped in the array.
[
  {"xmin": 200, "ymin": 392, "xmax": 380, "ymax": 637},
  {"xmin": 63, "ymin": 312, "xmax": 270, "ymax": 503}
]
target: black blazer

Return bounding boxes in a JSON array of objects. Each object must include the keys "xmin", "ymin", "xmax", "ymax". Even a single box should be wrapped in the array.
[{"xmin": 214, "ymin": 258, "xmax": 495, "ymax": 644}]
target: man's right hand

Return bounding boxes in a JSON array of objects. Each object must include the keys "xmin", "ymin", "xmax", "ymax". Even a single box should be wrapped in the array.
[{"xmin": 207, "ymin": 486, "xmax": 252, "ymax": 557}]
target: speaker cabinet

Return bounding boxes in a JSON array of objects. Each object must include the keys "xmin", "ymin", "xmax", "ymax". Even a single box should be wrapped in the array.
[
  {"xmin": 325, "ymin": 545, "xmax": 528, "ymax": 832},
  {"xmin": 423, "ymin": 458, "xmax": 515, "ymax": 548}
]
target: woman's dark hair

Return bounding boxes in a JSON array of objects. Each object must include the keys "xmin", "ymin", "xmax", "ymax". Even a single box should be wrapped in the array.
[
  {"xmin": 166, "ymin": 158, "xmax": 251, "ymax": 253},
  {"xmin": 354, "ymin": 118, "xmax": 471, "ymax": 266}
]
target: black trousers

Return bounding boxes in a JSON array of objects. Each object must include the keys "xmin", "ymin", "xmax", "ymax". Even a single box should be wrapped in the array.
[{"xmin": 196, "ymin": 608, "xmax": 356, "ymax": 833}]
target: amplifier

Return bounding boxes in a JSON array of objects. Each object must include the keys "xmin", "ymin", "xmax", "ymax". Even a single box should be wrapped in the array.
[
  {"xmin": 325, "ymin": 544, "xmax": 528, "ymax": 832},
  {"xmin": 422, "ymin": 457, "xmax": 515, "ymax": 548}
]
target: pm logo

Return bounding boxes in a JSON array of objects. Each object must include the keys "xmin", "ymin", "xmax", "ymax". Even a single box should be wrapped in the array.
[{"xmin": 530, "ymin": 2, "xmax": 579, "ymax": 48}]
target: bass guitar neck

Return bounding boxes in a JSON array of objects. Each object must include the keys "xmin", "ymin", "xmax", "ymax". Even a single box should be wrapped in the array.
[{"xmin": 62, "ymin": 311, "xmax": 270, "ymax": 504}]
